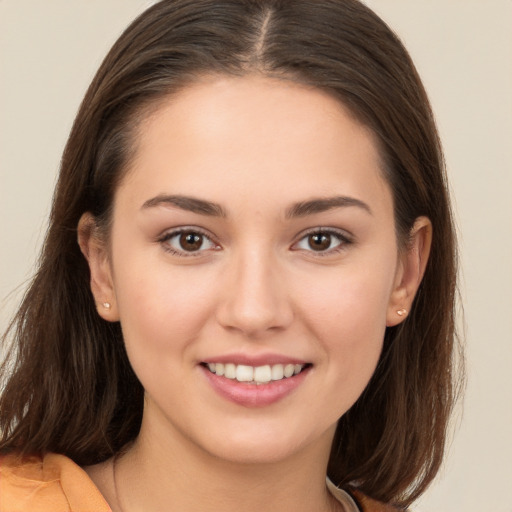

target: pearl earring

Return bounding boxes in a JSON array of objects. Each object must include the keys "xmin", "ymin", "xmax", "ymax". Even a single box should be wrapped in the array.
[
  {"xmin": 397, "ymin": 308, "xmax": 407, "ymax": 317},
  {"xmin": 102, "ymin": 302, "xmax": 112, "ymax": 310}
]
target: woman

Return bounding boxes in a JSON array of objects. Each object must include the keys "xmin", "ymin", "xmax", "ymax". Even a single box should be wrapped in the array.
[{"xmin": 0, "ymin": 1, "xmax": 460, "ymax": 511}]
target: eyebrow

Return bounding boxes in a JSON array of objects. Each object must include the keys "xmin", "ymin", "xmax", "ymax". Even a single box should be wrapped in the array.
[
  {"xmin": 141, "ymin": 194, "xmax": 371, "ymax": 218},
  {"xmin": 285, "ymin": 196, "xmax": 372, "ymax": 218},
  {"xmin": 141, "ymin": 194, "xmax": 227, "ymax": 217}
]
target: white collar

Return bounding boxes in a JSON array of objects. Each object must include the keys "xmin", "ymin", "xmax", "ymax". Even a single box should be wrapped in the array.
[{"xmin": 327, "ymin": 478, "xmax": 360, "ymax": 512}]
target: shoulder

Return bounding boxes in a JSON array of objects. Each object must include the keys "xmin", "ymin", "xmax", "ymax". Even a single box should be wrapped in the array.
[{"xmin": 0, "ymin": 452, "xmax": 110, "ymax": 512}]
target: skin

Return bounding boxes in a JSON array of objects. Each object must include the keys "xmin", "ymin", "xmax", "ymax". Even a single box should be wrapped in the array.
[{"xmin": 79, "ymin": 75, "xmax": 431, "ymax": 512}]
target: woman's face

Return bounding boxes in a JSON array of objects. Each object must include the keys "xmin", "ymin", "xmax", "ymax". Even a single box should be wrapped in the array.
[{"xmin": 86, "ymin": 75, "xmax": 416, "ymax": 465}]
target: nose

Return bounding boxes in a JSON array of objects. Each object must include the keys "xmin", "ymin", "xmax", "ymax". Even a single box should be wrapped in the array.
[{"xmin": 216, "ymin": 248, "xmax": 294, "ymax": 337}]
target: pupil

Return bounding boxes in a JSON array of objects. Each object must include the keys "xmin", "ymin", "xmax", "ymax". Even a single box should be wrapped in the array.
[
  {"xmin": 180, "ymin": 232, "xmax": 202, "ymax": 251},
  {"xmin": 309, "ymin": 233, "xmax": 330, "ymax": 251}
]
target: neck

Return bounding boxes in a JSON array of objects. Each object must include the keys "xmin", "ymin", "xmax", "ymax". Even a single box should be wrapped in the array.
[{"xmin": 114, "ymin": 414, "xmax": 339, "ymax": 512}]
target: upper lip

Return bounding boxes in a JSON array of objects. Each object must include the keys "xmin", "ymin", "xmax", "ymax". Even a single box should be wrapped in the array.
[{"xmin": 201, "ymin": 353, "xmax": 309, "ymax": 367}]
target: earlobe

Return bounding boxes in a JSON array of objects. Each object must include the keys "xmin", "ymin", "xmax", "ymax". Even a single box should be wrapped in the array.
[
  {"xmin": 386, "ymin": 216, "xmax": 432, "ymax": 327},
  {"xmin": 77, "ymin": 213, "xmax": 119, "ymax": 321}
]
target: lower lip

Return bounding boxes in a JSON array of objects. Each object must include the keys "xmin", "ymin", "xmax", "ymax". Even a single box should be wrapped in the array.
[{"xmin": 201, "ymin": 366, "xmax": 310, "ymax": 408}]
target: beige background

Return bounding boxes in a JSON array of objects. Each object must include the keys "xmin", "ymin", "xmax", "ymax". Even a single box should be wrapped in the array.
[{"xmin": 1, "ymin": 1, "xmax": 511, "ymax": 510}]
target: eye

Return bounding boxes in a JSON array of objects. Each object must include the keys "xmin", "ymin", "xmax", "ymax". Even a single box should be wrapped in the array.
[
  {"xmin": 160, "ymin": 229, "xmax": 218, "ymax": 255},
  {"xmin": 293, "ymin": 229, "xmax": 351, "ymax": 254}
]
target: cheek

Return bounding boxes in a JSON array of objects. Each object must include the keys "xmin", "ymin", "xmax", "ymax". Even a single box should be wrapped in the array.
[
  {"xmin": 295, "ymin": 265, "xmax": 393, "ymax": 397},
  {"xmin": 112, "ymin": 264, "xmax": 221, "ymax": 405},
  {"xmin": 317, "ymin": 284, "xmax": 387, "ymax": 358},
  {"xmin": 111, "ymin": 251, "xmax": 217, "ymax": 357},
  {"xmin": 297, "ymin": 261, "xmax": 393, "ymax": 337}
]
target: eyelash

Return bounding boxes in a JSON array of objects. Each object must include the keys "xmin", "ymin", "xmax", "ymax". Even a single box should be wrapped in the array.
[
  {"xmin": 157, "ymin": 227, "xmax": 353, "ymax": 257},
  {"xmin": 292, "ymin": 228, "xmax": 353, "ymax": 256},
  {"xmin": 158, "ymin": 228, "xmax": 220, "ymax": 257}
]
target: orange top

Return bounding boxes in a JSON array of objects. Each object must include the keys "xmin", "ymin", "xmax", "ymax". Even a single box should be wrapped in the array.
[
  {"xmin": 0, "ymin": 453, "xmax": 110, "ymax": 512},
  {"xmin": 0, "ymin": 453, "xmax": 399, "ymax": 512}
]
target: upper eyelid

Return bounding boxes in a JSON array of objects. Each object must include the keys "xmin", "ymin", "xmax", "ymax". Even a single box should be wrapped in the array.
[
  {"xmin": 291, "ymin": 228, "xmax": 354, "ymax": 254},
  {"xmin": 294, "ymin": 226, "xmax": 353, "ymax": 241},
  {"xmin": 156, "ymin": 226, "xmax": 353, "ymax": 248},
  {"xmin": 158, "ymin": 226, "xmax": 216, "ymax": 241},
  {"xmin": 157, "ymin": 227, "xmax": 220, "ymax": 255}
]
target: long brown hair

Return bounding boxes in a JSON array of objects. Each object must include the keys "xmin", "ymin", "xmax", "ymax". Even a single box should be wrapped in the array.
[{"xmin": 0, "ymin": 0, "xmax": 461, "ymax": 507}]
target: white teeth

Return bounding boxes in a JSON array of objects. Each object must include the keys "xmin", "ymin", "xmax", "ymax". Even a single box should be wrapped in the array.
[
  {"xmin": 236, "ymin": 365, "xmax": 253, "ymax": 382},
  {"xmin": 283, "ymin": 364, "xmax": 295, "ymax": 378},
  {"xmin": 224, "ymin": 363, "xmax": 236, "ymax": 379},
  {"xmin": 206, "ymin": 362, "xmax": 305, "ymax": 383},
  {"xmin": 253, "ymin": 365, "xmax": 272, "ymax": 383},
  {"xmin": 271, "ymin": 364, "xmax": 284, "ymax": 381}
]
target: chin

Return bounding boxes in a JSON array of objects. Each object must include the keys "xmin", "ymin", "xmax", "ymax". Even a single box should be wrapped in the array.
[{"xmin": 194, "ymin": 422, "xmax": 334, "ymax": 467}]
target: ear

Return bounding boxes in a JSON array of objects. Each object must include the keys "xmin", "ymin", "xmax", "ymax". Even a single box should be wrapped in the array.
[
  {"xmin": 386, "ymin": 216, "xmax": 432, "ymax": 327},
  {"xmin": 77, "ymin": 212, "xmax": 119, "ymax": 322}
]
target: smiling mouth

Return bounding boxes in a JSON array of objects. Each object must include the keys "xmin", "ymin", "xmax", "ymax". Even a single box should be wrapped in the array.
[{"xmin": 201, "ymin": 362, "xmax": 311, "ymax": 385}]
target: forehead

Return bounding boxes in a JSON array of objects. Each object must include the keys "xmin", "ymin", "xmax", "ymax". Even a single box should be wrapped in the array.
[{"xmin": 118, "ymin": 75, "xmax": 392, "ymax": 215}]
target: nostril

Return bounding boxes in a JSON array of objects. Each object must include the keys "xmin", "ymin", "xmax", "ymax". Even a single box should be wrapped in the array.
[
  {"xmin": 214, "ymin": 258, "xmax": 294, "ymax": 335},
  {"xmin": 215, "ymin": 295, "xmax": 294, "ymax": 336}
]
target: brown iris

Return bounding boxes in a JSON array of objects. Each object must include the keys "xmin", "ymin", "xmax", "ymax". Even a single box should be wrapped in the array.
[
  {"xmin": 179, "ymin": 232, "xmax": 203, "ymax": 251},
  {"xmin": 308, "ymin": 233, "xmax": 331, "ymax": 251}
]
